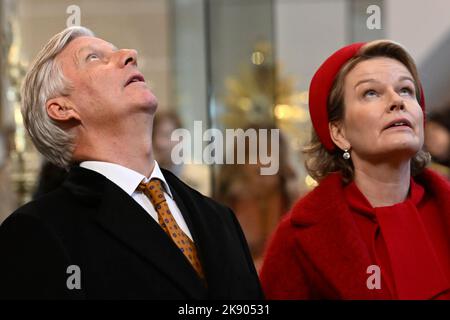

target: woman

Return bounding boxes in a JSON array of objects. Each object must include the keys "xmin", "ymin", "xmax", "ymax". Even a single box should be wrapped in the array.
[{"xmin": 260, "ymin": 40, "xmax": 450, "ymax": 300}]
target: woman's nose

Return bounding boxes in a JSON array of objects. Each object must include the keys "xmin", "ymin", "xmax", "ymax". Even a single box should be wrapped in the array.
[
  {"xmin": 389, "ymin": 100, "xmax": 405, "ymax": 112},
  {"xmin": 387, "ymin": 89, "xmax": 406, "ymax": 112}
]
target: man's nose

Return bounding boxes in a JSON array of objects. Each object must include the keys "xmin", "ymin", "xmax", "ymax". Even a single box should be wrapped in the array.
[{"xmin": 118, "ymin": 49, "xmax": 138, "ymax": 67}]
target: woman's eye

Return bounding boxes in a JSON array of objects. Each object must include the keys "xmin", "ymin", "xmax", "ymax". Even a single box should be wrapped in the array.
[
  {"xmin": 363, "ymin": 89, "xmax": 378, "ymax": 98},
  {"xmin": 400, "ymin": 87, "xmax": 413, "ymax": 96}
]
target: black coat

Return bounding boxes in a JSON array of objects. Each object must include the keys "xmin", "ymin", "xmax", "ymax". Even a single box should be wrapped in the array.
[{"xmin": 0, "ymin": 166, "xmax": 263, "ymax": 299}]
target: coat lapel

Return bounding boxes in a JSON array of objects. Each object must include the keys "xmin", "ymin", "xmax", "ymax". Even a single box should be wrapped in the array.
[
  {"xmin": 290, "ymin": 173, "xmax": 390, "ymax": 299},
  {"xmin": 162, "ymin": 169, "xmax": 236, "ymax": 298},
  {"xmin": 418, "ymin": 169, "xmax": 450, "ymax": 235},
  {"xmin": 63, "ymin": 166, "xmax": 206, "ymax": 298},
  {"xmin": 416, "ymin": 169, "xmax": 450, "ymax": 299}
]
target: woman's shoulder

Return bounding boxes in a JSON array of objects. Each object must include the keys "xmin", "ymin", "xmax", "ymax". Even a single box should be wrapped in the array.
[
  {"xmin": 289, "ymin": 172, "xmax": 348, "ymax": 226},
  {"xmin": 416, "ymin": 168, "xmax": 450, "ymax": 193}
]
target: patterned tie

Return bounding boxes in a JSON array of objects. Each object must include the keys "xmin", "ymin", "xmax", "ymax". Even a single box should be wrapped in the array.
[{"xmin": 137, "ymin": 178, "xmax": 205, "ymax": 279}]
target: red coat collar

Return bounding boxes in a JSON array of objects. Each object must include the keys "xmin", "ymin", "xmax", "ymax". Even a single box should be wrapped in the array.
[
  {"xmin": 344, "ymin": 176, "xmax": 425, "ymax": 219},
  {"xmin": 289, "ymin": 169, "xmax": 450, "ymax": 299}
]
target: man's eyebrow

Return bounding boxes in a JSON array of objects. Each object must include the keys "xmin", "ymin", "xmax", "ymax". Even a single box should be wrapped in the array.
[
  {"xmin": 75, "ymin": 43, "xmax": 118, "ymax": 61},
  {"xmin": 109, "ymin": 43, "xmax": 119, "ymax": 51},
  {"xmin": 74, "ymin": 45, "xmax": 95, "ymax": 62}
]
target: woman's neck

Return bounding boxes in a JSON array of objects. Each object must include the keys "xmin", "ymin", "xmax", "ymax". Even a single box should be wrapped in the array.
[{"xmin": 353, "ymin": 159, "xmax": 411, "ymax": 208}]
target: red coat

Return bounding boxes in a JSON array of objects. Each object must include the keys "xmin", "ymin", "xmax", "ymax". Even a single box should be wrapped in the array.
[{"xmin": 260, "ymin": 169, "xmax": 450, "ymax": 299}]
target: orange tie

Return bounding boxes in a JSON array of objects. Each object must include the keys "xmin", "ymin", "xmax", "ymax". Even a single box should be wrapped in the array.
[{"xmin": 137, "ymin": 178, "xmax": 205, "ymax": 279}]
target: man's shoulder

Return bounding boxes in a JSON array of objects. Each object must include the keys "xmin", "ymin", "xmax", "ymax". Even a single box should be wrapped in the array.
[
  {"xmin": 0, "ymin": 189, "xmax": 67, "ymax": 248},
  {"xmin": 7, "ymin": 187, "xmax": 64, "ymax": 215},
  {"xmin": 1, "ymin": 186, "xmax": 83, "ymax": 234}
]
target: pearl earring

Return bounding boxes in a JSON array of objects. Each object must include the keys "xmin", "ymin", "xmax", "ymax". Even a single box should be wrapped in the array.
[{"xmin": 343, "ymin": 149, "xmax": 351, "ymax": 160}]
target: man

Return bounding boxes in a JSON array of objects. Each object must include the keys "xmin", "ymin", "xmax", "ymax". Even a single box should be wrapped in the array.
[{"xmin": 0, "ymin": 26, "xmax": 262, "ymax": 299}]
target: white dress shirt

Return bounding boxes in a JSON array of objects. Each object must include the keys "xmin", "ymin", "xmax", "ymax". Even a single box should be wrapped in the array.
[{"xmin": 79, "ymin": 160, "xmax": 194, "ymax": 241}]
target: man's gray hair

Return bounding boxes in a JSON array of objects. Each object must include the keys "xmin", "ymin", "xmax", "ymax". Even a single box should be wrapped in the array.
[{"xmin": 21, "ymin": 26, "xmax": 94, "ymax": 169}]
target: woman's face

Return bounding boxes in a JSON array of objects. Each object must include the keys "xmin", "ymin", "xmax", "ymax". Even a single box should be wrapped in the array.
[{"xmin": 335, "ymin": 57, "xmax": 424, "ymax": 164}]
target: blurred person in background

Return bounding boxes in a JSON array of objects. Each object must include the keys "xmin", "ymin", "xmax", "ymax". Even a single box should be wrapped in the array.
[
  {"xmin": 261, "ymin": 40, "xmax": 450, "ymax": 299},
  {"xmin": 152, "ymin": 110, "xmax": 210, "ymax": 195},
  {"xmin": 153, "ymin": 110, "xmax": 183, "ymax": 176},
  {"xmin": 216, "ymin": 124, "xmax": 298, "ymax": 270},
  {"xmin": 425, "ymin": 104, "xmax": 450, "ymax": 178}
]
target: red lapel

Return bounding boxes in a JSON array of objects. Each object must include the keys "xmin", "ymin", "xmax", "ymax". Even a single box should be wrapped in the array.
[
  {"xmin": 416, "ymin": 169, "xmax": 450, "ymax": 232},
  {"xmin": 289, "ymin": 173, "xmax": 390, "ymax": 299}
]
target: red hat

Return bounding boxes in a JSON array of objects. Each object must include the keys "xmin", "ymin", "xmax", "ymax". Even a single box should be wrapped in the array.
[{"xmin": 308, "ymin": 42, "xmax": 426, "ymax": 152}]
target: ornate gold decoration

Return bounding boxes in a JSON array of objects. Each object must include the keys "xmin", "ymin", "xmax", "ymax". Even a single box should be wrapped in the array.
[
  {"xmin": 222, "ymin": 41, "xmax": 312, "ymax": 189},
  {"xmin": 5, "ymin": 17, "xmax": 41, "ymax": 206}
]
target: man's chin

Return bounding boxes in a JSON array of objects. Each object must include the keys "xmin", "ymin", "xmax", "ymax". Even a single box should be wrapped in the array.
[
  {"xmin": 131, "ymin": 95, "xmax": 158, "ymax": 113},
  {"xmin": 141, "ymin": 102, "xmax": 158, "ymax": 114}
]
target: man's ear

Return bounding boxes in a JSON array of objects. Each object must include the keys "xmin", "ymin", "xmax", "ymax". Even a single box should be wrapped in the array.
[
  {"xmin": 329, "ymin": 121, "xmax": 351, "ymax": 151},
  {"xmin": 46, "ymin": 97, "xmax": 81, "ymax": 122}
]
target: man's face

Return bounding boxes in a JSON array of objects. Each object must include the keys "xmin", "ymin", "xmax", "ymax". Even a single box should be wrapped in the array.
[{"xmin": 56, "ymin": 36, "xmax": 157, "ymax": 129}]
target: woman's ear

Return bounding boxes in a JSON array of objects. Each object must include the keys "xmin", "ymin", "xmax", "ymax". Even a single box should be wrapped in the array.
[
  {"xmin": 329, "ymin": 121, "xmax": 351, "ymax": 151},
  {"xmin": 46, "ymin": 97, "xmax": 81, "ymax": 122}
]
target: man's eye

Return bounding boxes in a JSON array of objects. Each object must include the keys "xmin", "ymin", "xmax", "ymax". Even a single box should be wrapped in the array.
[{"xmin": 86, "ymin": 53, "xmax": 99, "ymax": 61}]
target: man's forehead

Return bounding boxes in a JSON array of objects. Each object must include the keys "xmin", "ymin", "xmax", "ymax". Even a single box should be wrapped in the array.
[{"xmin": 64, "ymin": 36, "xmax": 118, "ymax": 55}]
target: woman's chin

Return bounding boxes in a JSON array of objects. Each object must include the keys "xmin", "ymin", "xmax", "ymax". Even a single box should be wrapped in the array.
[{"xmin": 379, "ymin": 142, "xmax": 421, "ymax": 161}]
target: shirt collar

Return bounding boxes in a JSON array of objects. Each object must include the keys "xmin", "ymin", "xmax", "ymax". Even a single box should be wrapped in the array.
[{"xmin": 79, "ymin": 160, "xmax": 173, "ymax": 198}]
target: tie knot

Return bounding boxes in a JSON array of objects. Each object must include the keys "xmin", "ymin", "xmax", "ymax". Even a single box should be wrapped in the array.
[{"xmin": 138, "ymin": 178, "xmax": 166, "ymax": 206}]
